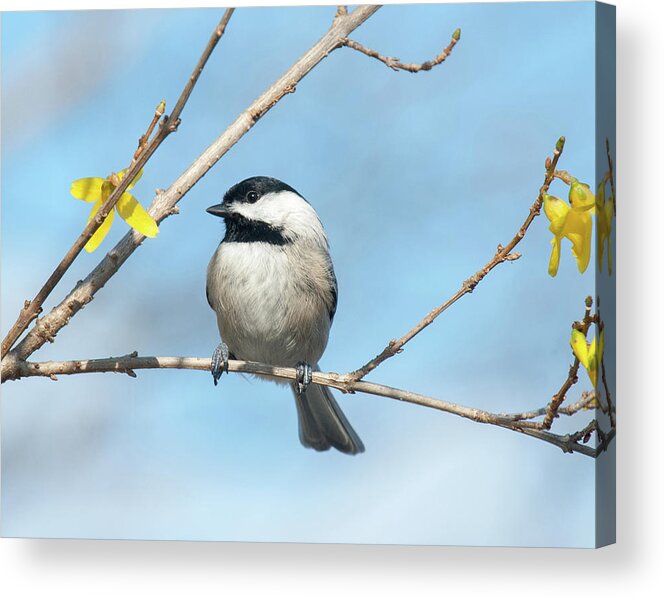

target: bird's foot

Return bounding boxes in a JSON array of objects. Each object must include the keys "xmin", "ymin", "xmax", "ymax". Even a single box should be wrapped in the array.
[
  {"xmin": 295, "ymin": 361, "xmax": 313, "ymax": 395},
  {"xmin": 211, "ymin": 342, "xmax": 230, "ymax": 386}
]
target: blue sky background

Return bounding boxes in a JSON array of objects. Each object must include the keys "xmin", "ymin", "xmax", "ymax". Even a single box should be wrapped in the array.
[{"xmin": 1, "ymin": 3, "xmax": 608, "ymax": 546}]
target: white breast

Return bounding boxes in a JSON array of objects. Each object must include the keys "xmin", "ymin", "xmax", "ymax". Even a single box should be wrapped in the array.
[{"xmin": 206, "ymin": 241, "xmax": 334, "ymax": 368}]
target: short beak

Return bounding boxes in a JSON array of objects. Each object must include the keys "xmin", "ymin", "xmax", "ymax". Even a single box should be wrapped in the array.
[{"xmin": 206, "ymin": 203, "xmax": 231, "ymax": 218}]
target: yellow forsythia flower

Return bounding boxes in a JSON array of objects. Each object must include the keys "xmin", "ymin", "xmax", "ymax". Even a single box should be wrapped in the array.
[
  {"xmin": 543, "ymin": 191, "xmax": 593, "ymax": 277},
  {"xmin": 70, "ymin": 168, "xmax": 158, "ymax": 252},
  {"xmin": 570, "ymin": 328, "xmax": 604, "ymax": 387},
  {"xmin": 595, "ymin": 180, "xmax": 614, "ymax": 274},
  {"xmin": 568, "ymin": 178, "xmax": 596, "ymax": 212}
]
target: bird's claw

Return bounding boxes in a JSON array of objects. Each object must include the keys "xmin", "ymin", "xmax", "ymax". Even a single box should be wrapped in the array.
[
  {"xmin": 295, "ymin": 361, "xmax": 312, "ymax": 395},
  {"xmin": 211, "ymin": 342, "xmax": 229, "ymax": 386}
]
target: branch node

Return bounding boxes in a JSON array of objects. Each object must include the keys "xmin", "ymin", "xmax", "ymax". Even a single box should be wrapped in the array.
[
  {"xmin": 559, "ymin": 438, "xmax": 574, "ymax": 454},
  {"xmin": 335, "ymin": 6, "xmax": 348, "ymax": 21},
  {"xmin": 463, "ymin": 274, "xmax": 481, "ymax": 292}
]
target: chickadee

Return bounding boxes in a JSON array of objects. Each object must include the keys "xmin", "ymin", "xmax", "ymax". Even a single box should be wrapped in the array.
[{"xmin": 205, "ymin": 176, "xmax": 364, "ymax": 455}]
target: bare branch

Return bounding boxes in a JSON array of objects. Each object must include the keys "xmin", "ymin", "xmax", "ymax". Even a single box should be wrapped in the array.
[
  {"xmin": 600, "ymin": 356, "xmax": 616, "ymax": 428},
  {"xmin": 343, "ymin": 27, "xmax": 460, "ymax": 73},
  {"xmin": 133, "ymin": 100, "xmax": 166, "ymax": 161},
  {"xmin": 500, "ymin": 298, "xmax": 614, "ymax": 441},
  {"xmin": 346, "ymin": 136, "xmax": 567, "ymax": 383},
  {"xmin": 606, "ymin": 138, "xmax": 615, "ymax": 213},
  {"xmin": 168, "ymin": 8, "xmax": 236, "ymax": 130},
  {"xmin": 552, "ymin": 169, "xmax": 573, "ymax": 185},
  {"xmin": 3, "ymin": 352, "xmax": 607, "ymax": 458},
  {"xmin": 541, "ymin": 298, "xmax": 596, "ymax": 430},
  {"xmin": 0, "ymin": 9, "xmax": 236, "ymax": 359},
  {"xmin": 596, "ymin": 303, "xmax": 616, "ymax": 429},
  {"xmin": 500, "ymin": 391, "xmax": 598, "ymax": 422},
  {"xmin": 3, "ymin": 5, "xmax": 382, "ymax": 365}
]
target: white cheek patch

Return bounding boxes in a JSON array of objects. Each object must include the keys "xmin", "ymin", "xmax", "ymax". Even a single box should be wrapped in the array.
[{"xmin": 231, "ymin": 191, "xmax": 328, "ymax": 245}]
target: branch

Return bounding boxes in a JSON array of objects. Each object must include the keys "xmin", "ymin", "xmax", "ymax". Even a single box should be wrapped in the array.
[
  {"xmin": 346, "ymin": 136, "xmax": 567, "ymax": 383},
  {"xmin": 499, "ymin": 298, "xmax": 613, "ymax": 444},
  {"xmin": 335, "ymin": 6, "xmax": 348, "ymax": 21},
  {"xmin": 500, "ymin": 391, "xmax": 598, "ymax": 422},
  {"xmin": 596, "ymin": 303, "xmax": 616, "ymax": 429},
  {"xmin": 0, "ymin": 8, "xmax": 236, "ymax": 359},
  {"xmin": 343, "ymin": 27, "xmax": 461, "ymax": 72},
  {"xmin": 2, "ymin": 5, "xmax": 382, "ymax": 366},
  {"xmin": 552, "ymin": 169, "xmax": 573, "ymax": 185},
  {"xmin": 3, "ymin": 353, "xmax": 606, "ymax": 458},
  {"xmin": 541, "ymin": 298, "xmax": 596, "ymax": 429},
  {"xmin": 606, "ymin": 138, "xmax": 615, "ymax": 213}
]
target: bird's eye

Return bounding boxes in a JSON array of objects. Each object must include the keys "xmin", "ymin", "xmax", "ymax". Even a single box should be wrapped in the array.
[{"xmin": 246, "ymin": 191, "xmax": 259, "ymax": 203}]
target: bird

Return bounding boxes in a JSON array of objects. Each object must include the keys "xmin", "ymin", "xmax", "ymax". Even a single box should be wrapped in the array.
[{"xmin": 205, "ymin": 176, "xmax": 364, "ymax": 455}]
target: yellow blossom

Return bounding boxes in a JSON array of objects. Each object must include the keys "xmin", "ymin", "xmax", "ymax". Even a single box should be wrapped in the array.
[
  {"xmin": 70, "ymin": 168, "xmax": 158, "ymax": 252},
  {"xmin": 570, "ymin": 328, "xmax": 604, "ymax": 387},
  {"xmin": 543, "ymin": 192, "xmax": 593, "ymax": 276},
  {"xmin": 568, "ymin": 178, "xmax": 595, "ymax": 212},
  {"xmin": 595, "ymin": 180, "xmax": 614, "ymax": 274}
]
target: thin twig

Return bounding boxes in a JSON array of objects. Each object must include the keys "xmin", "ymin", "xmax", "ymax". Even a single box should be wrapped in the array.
[
  {"xmin": 540, "ymin": 298, "xmax": 596, "ymax": 430},
  {"xmin": 568, "ymin": 420, "xmax": 599, "ymax": 445},
  {"xmin": 343, "ymin": 27, "xmax": 460, "ymax": 73},
  {"xmin": 552, "ymin": 170, "xmax": 573, "ymax": 185},
  {"xmin": 133, "ymin": 100, "xmax": 166, "ymax": 161},
  {"xmin": 500, "ymin": 391, "xmax": 598, "ymax": 422},
  {"xmin": 0, "ymin": 9, "xmax": 236, "ymax": 360},
  {"xmin": 596, "ymin": 426, "xmax": 615, "ymax": 454},
  {"xmin": 595, "ymin": 303, "xmax": 616, "ymax": 429},
  {"xmin": 346, "ymin": 136, "xmax": 566, "ymax": 384},
  {"xmin": 168, "ymin": 8, "xmax": 236, "ymax": 129},
  {"xmin": 606, "ymin": 138, "xmax": 615, "ymax": 213},
  {"xmin": 2, "ymin": 6, "xmax": 382, "ymax": 365},
  {"xmin": 3, "ymin": 353, "xmax": 606, "ymax": 458},
  {"xmin": 600, "ymin": 357, "xmax": 616, "ymax": 429},
  {"xmin": 568, "ymin": 419, "xmax": 613, "ymax": 455}
]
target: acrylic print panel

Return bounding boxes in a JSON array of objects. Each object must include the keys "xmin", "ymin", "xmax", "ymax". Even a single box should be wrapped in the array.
[{"xmin": 1, "ymin": 3, "xmax": 615, "ymax": 547}]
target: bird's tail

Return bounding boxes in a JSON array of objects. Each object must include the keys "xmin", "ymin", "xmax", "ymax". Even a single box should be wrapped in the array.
[{"xmin": 292, "ymin": 374, "xmax": 364, "ymax": 455}]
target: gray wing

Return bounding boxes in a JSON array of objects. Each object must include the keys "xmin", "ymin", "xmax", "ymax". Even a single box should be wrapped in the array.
[{"xmin": 327, "ymin": 260, "xmax": 338, "ymax": 323}]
